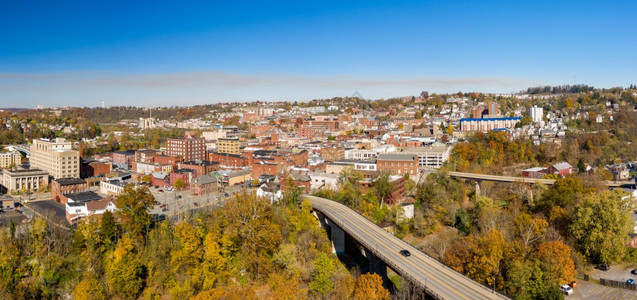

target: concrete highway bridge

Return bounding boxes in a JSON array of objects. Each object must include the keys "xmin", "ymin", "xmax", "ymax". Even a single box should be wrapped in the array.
[
  {"xmin": 447, "ymin": 171, "xmax": 635, "ymax": 188},
  {"xmin": 306, "ymin": 195, "xmax": 509, "ymax": 300}
]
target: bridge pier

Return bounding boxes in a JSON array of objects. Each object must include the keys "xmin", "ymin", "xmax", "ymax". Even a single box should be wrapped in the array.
[
  {"xmin": 363, "ymin": 248, "xmax": 390, "ymax": 289},
  {"xmin": 330, "ymin": 223, "xmax": 345, "ymax": 255},
  {"xmin": 475, "ymin": 180, "xmax": 481, "ymax": 198}
]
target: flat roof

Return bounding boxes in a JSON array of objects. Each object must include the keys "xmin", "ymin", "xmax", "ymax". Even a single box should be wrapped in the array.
[
  {"xmin": 54, "ymin": 177, "xmax": 86, "ymax": 186},
  {"xmin": 64, "ymin": 191, "xmax": 102, "ymax": 203}
]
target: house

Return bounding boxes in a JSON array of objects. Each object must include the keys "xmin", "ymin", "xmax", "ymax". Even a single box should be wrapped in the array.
[
  {"xmin": 99, "ymin": 180, "xmax": 127, "ymax": 196},
  {"xmin": 256, "ymin": 184, "xmax": 283, "ymax": 204},
  {"xmin": 190, "ymin": 174, "xmax": 218, "ymax": 196},
  {"xmin": 521, "ymin": 167, "xmax": 547, "ymax": 178},
  {"xmin": 66, "ymin": 198, "xmax": 117, "ymax": 224},
  {"xmin": 281, "ymin": 170, "xmax": 312, "ymax": 192},
  {"xmin": 151, "ymin": 171, "xmax": 170, "ymax": 187},
  {"xmin": 548, "ymin": 162, "xmax": 574, "ymax": 177}
]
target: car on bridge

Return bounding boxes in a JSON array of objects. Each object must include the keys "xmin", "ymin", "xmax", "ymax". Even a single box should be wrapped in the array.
[{"xmin": 399, "ymin": 249, "xmax": 411, "ymax": 257}]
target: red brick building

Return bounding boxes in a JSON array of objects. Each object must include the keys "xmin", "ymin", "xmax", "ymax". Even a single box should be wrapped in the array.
[
  {"xmin": 376, "ymin": 154, "xmax": 419, "ymax": 176},
  {"xmin": 51, "ymin": 178, "xmax": 88, "ymax": 204},
  {"xmin": 179, "ymin": 160, "xmax": 220, "ymax": 178},
  {"xmin": 153, "ymin": 155, "xmax": 181, "ymax": 165},
  {"xmin": 208, "ymin": 151, "xmax": 248, "ymax": 167},
  {"xmin": 113, "ymin": 150, "xmax": 136, "ymax": 169},
  {"xmin": 281, "ymin": 171, "xmax": 311, "ymax": 193},
  {"xmin": 252, "ymin": 161, "xmax": 278, "ymax": 179},
  {"xmin": 80, "ymin": 160, "xmax": 112, "ymax": 178},
  {"xmin": 190, "ymin": 174, "xmax": 218, "ymax": 196},
  {"xmin": 169, "ymin": 169, "xmax": 194, "ymax": 189},
  {"xmin": 166, "ymin": 133, "xmax": 206, "ymax": 162}
]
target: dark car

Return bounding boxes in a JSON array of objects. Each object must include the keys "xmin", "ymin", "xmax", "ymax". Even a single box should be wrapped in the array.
[
  {"xmin": 399, "ymin": 249, "xmax": 411, "ymax": 257},
  {"xmin": 631, "ymin": 269, "xmax": 637, "ymax": 275},
  {"xmin": 597, "ymin": 264, "xmax": 610, "ymax": 271}
]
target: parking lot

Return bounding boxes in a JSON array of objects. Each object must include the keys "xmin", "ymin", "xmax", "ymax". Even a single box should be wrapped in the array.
[
  {"xmin": 148, "ymin": 185, "xmax": 246, "ymax": 220},
  {"xmin": 572, "ymin": 280, "xmax": 637, "ymax": 299}
]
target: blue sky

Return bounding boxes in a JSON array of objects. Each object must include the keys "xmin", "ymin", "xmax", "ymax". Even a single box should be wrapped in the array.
[{"xmin": 1, "ymin": 0, "xmax": 636, "ymax": 107}]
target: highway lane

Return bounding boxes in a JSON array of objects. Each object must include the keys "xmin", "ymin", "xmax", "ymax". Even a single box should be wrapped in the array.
[{"xmin": 306, "ymin": 195, "xmax": 509, "ymax": 300}]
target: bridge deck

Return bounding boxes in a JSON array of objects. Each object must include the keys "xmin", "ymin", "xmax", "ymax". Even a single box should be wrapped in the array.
[{"xmin": 306, "ymin": 195, "xmax": 509, "ymax": 300}]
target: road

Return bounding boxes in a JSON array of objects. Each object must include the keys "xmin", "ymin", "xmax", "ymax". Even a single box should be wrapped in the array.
[
  {"xmin": 447, "ymin": 171, "xmax": 634, "ymax": 187},
  {"xmin": 305, "ymin": 195, "xmax": 509, "ymax": 300}
]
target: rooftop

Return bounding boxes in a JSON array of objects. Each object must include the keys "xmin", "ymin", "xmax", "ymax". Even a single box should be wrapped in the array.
[
  {"xmin": 64, "ymin": 191, "xmax": 102, "ymax": 203},
  {"xmin": 53, "ymin": 177, "xmax": 86, "ymax": 186},
  {"xmin": 377, "ymin": 153, "xmax": 417, "ymax": 161}
]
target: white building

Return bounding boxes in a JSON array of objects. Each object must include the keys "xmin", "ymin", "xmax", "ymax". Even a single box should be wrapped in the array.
[
  {"xmin": 530, "ymin": 106, "xmax": 543, "ymax": 123},
  {"xmin": 0, "ymin": 151, "xmax": 21, "ymax": 169},
  {"xmin": 99, "ymin": 180, "xmax": 127, "ymax": 196},
  {"xmin": 139, "ymin": 117, "xmax": 156, "ymax": 129},
  {"xmin": 308, "ymin": 172, "xmax": 340, "ymax": 191},
  {"xmin": 202, "ymin": 129, "xmax": 227, "ymax": 141},
  {"xmin": 400, "ymin": 144, "xmax": 452, "ymax": 169},
  {"xmin": 30, "ymin": 138, "xmax": 80, "ymax": 179}
]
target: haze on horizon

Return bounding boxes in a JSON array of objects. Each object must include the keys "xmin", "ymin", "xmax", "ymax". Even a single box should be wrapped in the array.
[{"xmin": 1, "ymin": 0, "xmax": 636, "ymax": 108}]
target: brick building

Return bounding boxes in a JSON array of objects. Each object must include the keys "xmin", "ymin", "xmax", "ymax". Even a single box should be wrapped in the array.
[
  {"xmin": 179, "ymin": 160, "xmax": 220, "ymax": 178},
  {"xmin": 281, "ymin": 170, "xmax": 312, "ymax": 193},
  {"xmin": 208, "ymin": 151, "xmax": 248, "ymax": 167},
  {"xmin": 321, "ymin": 147, "xmax": 345, "ymax": 162},
  {"xmin": 166, "ymin": 133, "xmax": 206, "ymax": 162},
  {"xmin": 190, "ymin": 174, "xmax": 218, "ymax": 196},
  {"xmin": 81, "ymin": 159, "xmax": 113, "ymax": 178},
  {"xmin": 376, "ymin": 154, "xmax": 419, "ymax": 176},
  {"xmin": 217, "ymin": 138, "xmax": 241, "ymax": 155},
  {"xmin": 112, "ymin": 150, "xmax": 136, "ymax": 169},
  {"xmin": 251, "ymin": 161, "xmax": 278, "ymax": 179},
  {"xmin": 51, "ymin": 178, "xmax": 88, "ymax": 204},
  {"xmin": 169, "ymin": 169, "xmax": 194, "ymax": 189}
]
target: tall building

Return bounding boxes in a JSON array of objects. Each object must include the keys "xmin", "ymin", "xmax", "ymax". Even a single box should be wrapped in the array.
[
  {"xmin": 530, "ymin": 105, "xmax": 543, "ymax": 123},
  {"xmin": 217, "ymin": 138, "xmax": 241, "ymax": 155},
  {"xmin": 166, "ymin": 133, "xmax": 206, "ymax": 161},
  {"xmin": 30, "ymin": 138, "xmax": 80, "ymax": 179},
  {"xmin": 0, "ymin": 151, "xmax": 21, "ymax": 169},
  {"xmin": 139, "ymin": 117, "xmax": 156, "ymax": 129}
]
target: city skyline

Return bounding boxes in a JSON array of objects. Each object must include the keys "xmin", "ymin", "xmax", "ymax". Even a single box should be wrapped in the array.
[{"xmin": 2, "ymin": 0, "xmax": 637, "ymax": 107}]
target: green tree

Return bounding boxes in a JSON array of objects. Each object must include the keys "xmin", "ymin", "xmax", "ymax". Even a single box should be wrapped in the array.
[
  {"xmin": 571, "ymin": 190, "xmax": 632, "ymax": 263},
  {"xmin": 309, "ymin": 252, "xmax": 336, "ymax": 296},
  {"xmin": 100, "ymin": 210, "xmax": 119, "ymax": 246},
  {"xmin": 373, "ymin": 172, "xmax": 393, "ymax": 206}
]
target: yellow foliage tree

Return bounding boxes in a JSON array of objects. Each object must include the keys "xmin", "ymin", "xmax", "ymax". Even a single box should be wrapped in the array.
[
  {"xmin": 536, "ymin": 241, "xmax": 576, "ymax": 284},
  {"xmin": 354, "ymin": 273, "xmax": 390, "ymax": 300},
  {"xmin": 73, "ymin": 274, "xmax": 106, "ymax": 300}
]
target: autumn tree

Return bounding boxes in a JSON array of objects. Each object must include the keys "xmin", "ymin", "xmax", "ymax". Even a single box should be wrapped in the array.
[
  {"xmin": 571, "ymin": 190, "xmax": 632, "ymax": 263},
  {"xmin": 73, "ymin": 274, "xmax": 106, "ymax": 300},
  {"xmin": 536, "ymin": 241, "xmax": 576, "ymax": 284},
  {"xmin": 354, "ymin": 273, "xmax": 390, "ymax": 300},
  {"xmin": 116, "ymin": 184, "xmax": 155, "ymax": 238}
]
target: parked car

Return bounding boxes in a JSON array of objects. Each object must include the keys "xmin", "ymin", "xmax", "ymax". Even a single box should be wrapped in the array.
[
  {"xmin": 631, "ymin": 269, "xmax": 637, "ymax": 275},
  {"xmin": 399, "ymin": 249, "xmax": 411, "ymax": 257},
  {"xmin": 597, "ymin": 264, "xmax": 610, "ymax": 271},
  {"xmin": 628, "ymin": 279, "xmax": 635, "ymax": 285},
  {"xmin": 560, "ymin": 285, "xmax": 573, "ymax": 296}
]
